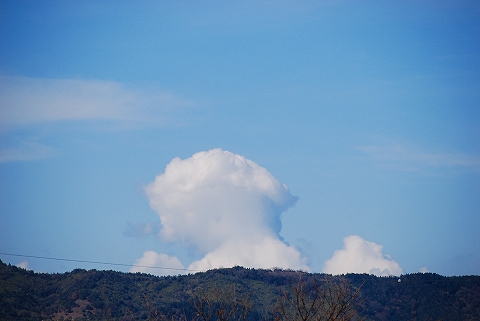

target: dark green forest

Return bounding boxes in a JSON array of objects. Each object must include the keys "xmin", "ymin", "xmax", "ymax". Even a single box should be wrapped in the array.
[{"xmin": 1, "ymin": 259, "xmax": 479, "ymax": 321}]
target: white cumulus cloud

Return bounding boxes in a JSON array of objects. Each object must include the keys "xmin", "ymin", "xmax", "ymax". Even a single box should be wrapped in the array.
[
  {"xmin": 323, "ymin": 235, "xmax": 403, "ymax": 276},
  {"xmin": 136, "ymin": 148, "xmax": 309, "ymax": 273},
  {"xmin": 130, "ymin": 251, "xmax": 185, "ymax": 276}
]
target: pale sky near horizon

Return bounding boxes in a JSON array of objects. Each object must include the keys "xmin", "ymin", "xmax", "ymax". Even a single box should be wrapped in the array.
[{"xmin": 1, "ymin": 1, "xmax": 479, "ymax": 277}]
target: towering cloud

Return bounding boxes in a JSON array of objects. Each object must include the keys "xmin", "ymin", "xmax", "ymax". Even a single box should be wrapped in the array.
[
  {"xmin": 133, "ymin": 148, "xmax": 309, "ymax": 274},
  {"xmin": 323, "ymin": 235, "xmax": 403, "ymax": 276}
]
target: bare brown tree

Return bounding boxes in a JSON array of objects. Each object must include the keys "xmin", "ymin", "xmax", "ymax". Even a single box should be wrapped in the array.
[
  {"xmin": 189, "ymin": 283, "xmax": 252, "ymax": 321},
  {"xmin": 275, "ymin": 275, "xmax": 365, "ymax": 321}
]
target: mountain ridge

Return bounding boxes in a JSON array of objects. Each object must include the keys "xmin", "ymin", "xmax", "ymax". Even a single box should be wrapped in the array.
[{"xmin": 1, "ymin": 259, "xmax": 479, "ymax": 321}]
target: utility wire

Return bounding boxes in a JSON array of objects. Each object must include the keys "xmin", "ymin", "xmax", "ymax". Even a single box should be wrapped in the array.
[{"xmin": 0, "ymin": 251, "xmax": 200, "ymax": 272}]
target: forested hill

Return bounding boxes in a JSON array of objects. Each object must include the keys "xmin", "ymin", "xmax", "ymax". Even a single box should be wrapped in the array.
[{"xmin": 1, "ymin": 259, "xmax": 479, "ymax": 321}]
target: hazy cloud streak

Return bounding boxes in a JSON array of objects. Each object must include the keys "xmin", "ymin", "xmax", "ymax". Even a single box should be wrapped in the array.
[
  {"xmin": 0, "ymin": 75, "xmax": 194, "ymax": 128},
  {"xmin": 0, "ymin": 140, "xmax": 56, "ymax": 163},
  {"xmin": 357, "ymin": 143, "xmax": 480, "ymax": 171},
  {"xmin": 124, "ymin": 222, "xmax": 161, "ymax": 239}
]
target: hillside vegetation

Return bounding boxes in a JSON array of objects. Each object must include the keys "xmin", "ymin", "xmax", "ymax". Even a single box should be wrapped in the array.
[{"xmin": 1, "ymin": 259, "xmax": 479, "ymax": 321}]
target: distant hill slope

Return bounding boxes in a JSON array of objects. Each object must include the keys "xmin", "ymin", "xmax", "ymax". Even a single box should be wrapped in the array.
[{"xmin": 1, "ymin": 259, "xmax": 479, "ymax": 321}]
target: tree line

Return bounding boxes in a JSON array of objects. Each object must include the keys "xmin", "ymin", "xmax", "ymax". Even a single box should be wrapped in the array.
[{"xmin": 1, "ymin": 260, "xmax": 480, "ymax": 321}]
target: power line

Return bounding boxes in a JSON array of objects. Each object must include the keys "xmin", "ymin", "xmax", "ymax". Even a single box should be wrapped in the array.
[{"xmin": 0, "ymin": 252, "xmax": 200, "ymax": 273}]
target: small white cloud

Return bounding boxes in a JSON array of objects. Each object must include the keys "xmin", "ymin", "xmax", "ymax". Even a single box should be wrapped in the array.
[
  {"xmin": 129, "ymin": 251, "xmax": 185, "ymax": 276},
  {"xmin": 323, "ymin": 235, "xmax": 404, "ymax": 276},
  {"xmin": 418, "ymin": 266, "xmax": 430, "ymax": 273},
  {"xmin": 142, "ymin": 148, "xmax": 309, "ymax": 272},
  {"xmin": 16, "ymin": 260, "xmax": 29, "ymax": 270}
]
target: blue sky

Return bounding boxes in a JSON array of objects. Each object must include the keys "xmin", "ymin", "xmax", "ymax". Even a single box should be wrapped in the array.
[{"xmin": 0, "ymin": 1, "xmax": 479, "ymax": 276}]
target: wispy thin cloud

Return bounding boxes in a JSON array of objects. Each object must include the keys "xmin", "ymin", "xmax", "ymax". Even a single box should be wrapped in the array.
[
  {"xmin": 124, "ymin": 222, "xmax": 161, "ymax": 239},
  {"xmin": 0, "ymin": 140, "xmax": 56, "ymax": 163},
  {"xmin": 0, "ymin": 75, "xmax": 195, "ymax": 129},
  {"xmin": 0, "ymin": 75, "xmax": 197, "ymax": 162},
  {"xmin": 357, "ymin": 143, "xmax": 480, "ymax": 172}
]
